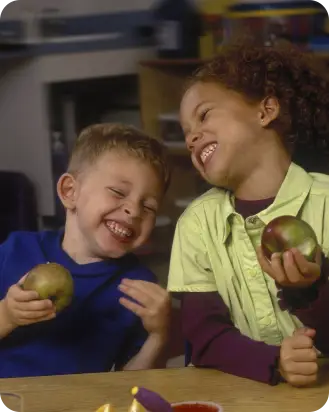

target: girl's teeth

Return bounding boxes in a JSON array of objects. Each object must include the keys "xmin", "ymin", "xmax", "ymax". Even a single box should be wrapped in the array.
[
  {"xmin": 201, "ymin": 144, "xmax": 217, "ymax": 163},
  {"xmin": 107, "ymin": 222, "xmax": 132, "ymax": 238}
]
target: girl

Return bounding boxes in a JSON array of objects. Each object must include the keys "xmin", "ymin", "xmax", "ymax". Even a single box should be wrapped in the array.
[{"xmin": 167, "ymin": 41, "xmax": 329, "ymax": 387}]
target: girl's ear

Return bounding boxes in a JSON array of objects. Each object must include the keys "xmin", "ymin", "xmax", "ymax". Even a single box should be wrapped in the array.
[{"xmin": 258, "ymin": 96, "xmax": 280, "ymax": 127}]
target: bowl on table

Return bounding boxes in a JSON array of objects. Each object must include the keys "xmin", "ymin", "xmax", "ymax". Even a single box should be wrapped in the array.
[{"xmin": 172, "ymin": 401, "xmax": 223, "ymax": 412}]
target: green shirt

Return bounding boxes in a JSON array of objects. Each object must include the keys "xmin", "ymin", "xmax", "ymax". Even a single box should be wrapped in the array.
[{"xmin": 168, "ymin": 162, "xmax": 329, "ymax": 346}]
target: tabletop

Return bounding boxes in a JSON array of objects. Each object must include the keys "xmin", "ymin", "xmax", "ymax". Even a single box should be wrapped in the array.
[{"xmin": 1, "ymin": 363, "xmax": 328, "ymax": 412}]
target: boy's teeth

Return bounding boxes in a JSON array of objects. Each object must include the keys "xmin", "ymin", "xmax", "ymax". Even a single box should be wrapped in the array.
[
  {"xmin": 107, "ymin": 221, "xmax": 133, "ymax": 238},
  {"xmin": 201, "ymin": 143, "xmax": 217, "ymax": 163}
]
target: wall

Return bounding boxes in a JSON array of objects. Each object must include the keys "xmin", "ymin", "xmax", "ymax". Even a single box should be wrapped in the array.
[{"xmin": 0, "ymin": 58, "xmax": 54, "ymax": 217}]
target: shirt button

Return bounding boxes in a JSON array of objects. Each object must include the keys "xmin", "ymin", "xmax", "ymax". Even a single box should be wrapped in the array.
[
  {"xmin": 248, "ymin": 216, "xmax": 259, "ymax": 224},
  {"xmin": 249, "ymin": 268, "xmax": 258, "ymax": 277}
]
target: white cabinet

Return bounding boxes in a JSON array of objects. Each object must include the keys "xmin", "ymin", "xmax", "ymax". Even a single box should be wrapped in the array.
[{"xmin": 2, "ymin": 0, "xmax": 155, "ymax": 19}]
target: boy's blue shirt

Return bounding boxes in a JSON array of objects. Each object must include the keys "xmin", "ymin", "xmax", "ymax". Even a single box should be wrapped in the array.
[{"xmin": 0, "ymin": 230, "xmax": 156, "ymax": 378}]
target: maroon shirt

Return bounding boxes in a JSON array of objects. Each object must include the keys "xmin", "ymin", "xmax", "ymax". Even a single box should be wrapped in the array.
[{"xmin": 181, "ymin": 198, "xmax": 329, "ymax": 385}]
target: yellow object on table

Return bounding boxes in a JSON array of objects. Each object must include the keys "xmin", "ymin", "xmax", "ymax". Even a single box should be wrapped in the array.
[
  {"xmin": 128, "ymin": 399, "xmax": 145, "ymax": 412},
  {"xmin": 95, "ymin": 404, "xmax": 114, "ymax": 412}
]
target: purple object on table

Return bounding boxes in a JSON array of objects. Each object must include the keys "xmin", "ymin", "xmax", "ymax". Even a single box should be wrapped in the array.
[{"xmin": 131, "ymin": 386, "xmax": 173, "ymax": 412}]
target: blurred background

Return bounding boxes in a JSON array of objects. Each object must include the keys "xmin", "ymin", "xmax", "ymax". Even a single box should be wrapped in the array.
[
  {"xmin": 0, "ymin": 0, "xmax": 329, "ymax": 273},
  {"xmin": 1, "ymin": 0, "xmax": 328, "ymax": 250},
  {"xmin": 0, "ymin": 0, "xmax": 329, "ymax": 367}
]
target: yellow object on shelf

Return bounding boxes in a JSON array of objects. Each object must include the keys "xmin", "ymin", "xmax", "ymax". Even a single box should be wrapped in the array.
[
  {"xmin": 225, "ymin": 1, "xmax": 327, "ymax": 46},
  {"xmin": 227, "ymin": 10, "xmax": 324, "ymax": 20},
  {"xmin": 198, "ymin": 0, "xmax": 235, "ymax": 59}
]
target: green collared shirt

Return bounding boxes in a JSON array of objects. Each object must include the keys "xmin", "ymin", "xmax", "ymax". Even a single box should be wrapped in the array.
[{"xmin": 168, "ymin": 162, "xmax": 329, "ymax": 345}]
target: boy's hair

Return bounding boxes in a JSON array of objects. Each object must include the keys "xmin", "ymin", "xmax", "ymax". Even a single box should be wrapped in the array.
[
  {"xmin": 186, "ymin": 40, "xmax": 329, "ymax": 151},
  {"xmin": 67, "ymin": 123, "xmax": 171, "ymax": 192}
]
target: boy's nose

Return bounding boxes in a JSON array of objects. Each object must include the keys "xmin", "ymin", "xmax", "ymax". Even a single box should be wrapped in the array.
[{"xmin": 124, "ymin": 204, "xmax": 141, "ymax": 218}]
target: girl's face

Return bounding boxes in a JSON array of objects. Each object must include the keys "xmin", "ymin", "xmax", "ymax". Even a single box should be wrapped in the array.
[{"xmin": 180, "ymin": 81, "xmax": 267, "ymax": 191}]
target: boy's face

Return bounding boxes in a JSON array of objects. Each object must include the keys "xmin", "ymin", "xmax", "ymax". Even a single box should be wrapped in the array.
[
  {"xmin": 180, "ymin": 81, "xmax": 267, "ymax": 190},
  {"xmin": 63, "ymin": 151, "xmax": 163, "ymax": 260}
]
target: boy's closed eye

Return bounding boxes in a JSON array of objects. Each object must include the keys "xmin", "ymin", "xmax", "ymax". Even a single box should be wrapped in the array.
[
  {"xmin": 144, "ymin": 204, "xmax": 157, "ymax": 214},
  {"xmin": 108, "ymin": 187, "xmax": 125, "ymax": 198},
  {"xmin": 108, "ymin": 187, "xmax": 158, "ymax": 213}
]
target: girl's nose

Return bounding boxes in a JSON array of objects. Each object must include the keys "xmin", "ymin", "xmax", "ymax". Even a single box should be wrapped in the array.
[{"xmin": 187, "ymin": 132, "xmax": 202, "ymax": 150}]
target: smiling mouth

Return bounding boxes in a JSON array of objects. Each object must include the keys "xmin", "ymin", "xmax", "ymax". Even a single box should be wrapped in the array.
[
  {"xmin": 200, "ymin": 143, "xmax": 217, "ymax": 165},
  {"xmin": 106, "ymin": 221, "xmax": 135, "ymax": 242}
]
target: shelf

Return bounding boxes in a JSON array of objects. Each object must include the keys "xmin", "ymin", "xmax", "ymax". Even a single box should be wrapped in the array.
[
  {"xmin": 139, "ymin": 58, "xmax": 205, "ymax": 67},
  {"xmin": 139, "ymin": 49, "xmax": 329, "ymax": 67}
]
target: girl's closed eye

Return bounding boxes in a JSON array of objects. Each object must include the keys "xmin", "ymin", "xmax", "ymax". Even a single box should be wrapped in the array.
[{"xmin": 200, "ymin": 108, "xmax": 211, "ymax": 122}]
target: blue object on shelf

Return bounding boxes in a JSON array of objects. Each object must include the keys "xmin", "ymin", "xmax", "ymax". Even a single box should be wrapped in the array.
[{"xmin": 309, "ymin": 35, "xmax": 329, "ymax": 51}]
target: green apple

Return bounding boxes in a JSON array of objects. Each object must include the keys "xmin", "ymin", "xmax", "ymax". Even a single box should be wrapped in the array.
[{"xmin": 22, "ymin": 262, "xmax": 74, "ymax": 312}]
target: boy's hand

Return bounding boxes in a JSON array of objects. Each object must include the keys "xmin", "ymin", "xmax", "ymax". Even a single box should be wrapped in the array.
[
  {"xmin": 279, "ymin": 327, "xmax": 318, "ymax": 387},
  {"xmin": 118, "ymin": 279, "xmax": 171, "ymax": 339},
  {"xmin": 256, "ymin": 246, "xmax": 321, "ymax": 288},
  {"xmin": 3, "ymin": 274, "xmax": 56, "ymax": 328}
]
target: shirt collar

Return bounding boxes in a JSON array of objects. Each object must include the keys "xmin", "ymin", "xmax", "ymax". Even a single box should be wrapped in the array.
[{"xmin": 221, "ymin": 162, "xmax": 313, "ymax": 243}]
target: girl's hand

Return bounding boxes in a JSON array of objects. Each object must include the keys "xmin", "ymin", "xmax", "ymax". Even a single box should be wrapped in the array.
[{"xmin": 256, "ymin": 246, "xmax": 321, "ymax": 288}]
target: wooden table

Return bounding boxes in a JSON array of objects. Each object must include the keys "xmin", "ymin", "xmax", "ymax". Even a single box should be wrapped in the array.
[{"xmin": 1, "ymin": 364, "xmax": 328, "ymax": 412}]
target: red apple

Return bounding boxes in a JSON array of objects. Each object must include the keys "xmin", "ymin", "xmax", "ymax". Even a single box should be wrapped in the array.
[{"xmin": 261, "ymin": 215, "xmax": 318, "ymax": 262}]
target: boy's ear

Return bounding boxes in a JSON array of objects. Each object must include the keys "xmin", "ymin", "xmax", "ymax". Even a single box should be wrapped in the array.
[
  {"xmin": 258, "ymin": 96, "xmax": 280, "ymax": 127},
  {"xmin": 57, "ymin": 173, "xmax": 78, "ymax": 210}
]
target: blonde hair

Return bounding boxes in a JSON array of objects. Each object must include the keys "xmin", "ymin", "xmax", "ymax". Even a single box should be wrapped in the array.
[{"xmin": 67, "ymin": 123, "xmax": 171, "ymax": 192}]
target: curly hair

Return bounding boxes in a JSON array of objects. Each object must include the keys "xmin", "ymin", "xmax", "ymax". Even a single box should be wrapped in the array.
[{"xmin": 186, "ymin": 40, "xmax": 329, "ymax": 151}]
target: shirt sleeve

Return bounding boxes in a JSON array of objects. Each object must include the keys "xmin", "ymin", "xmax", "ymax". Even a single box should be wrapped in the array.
[
  {"xmin": 277, "ymin": 256, "xmax": 329, "ymax": 356},
  {"xmin": 182, "ymin": 292, "xmax": 282, "ymax": 385},
  {"xmin": 0, "ymin": 241, "xmax": 6, "ymax": 300},
  {"xmin": 167, "ymin": 211, "xmax": 218, "ymax": 293}
]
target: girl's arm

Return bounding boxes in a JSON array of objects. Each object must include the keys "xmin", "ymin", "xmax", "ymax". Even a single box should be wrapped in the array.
[
  {"xmin": 278, "ymin": 257, "xmax": 329, "ymax": 355},
  {"xmin": 181, "ymin": 291, "xmax": 282, "ymax": 385}
]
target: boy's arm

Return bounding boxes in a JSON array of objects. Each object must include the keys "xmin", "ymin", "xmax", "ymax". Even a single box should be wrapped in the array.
[
  {"xmin": 115, "ymin": 273, "xmax": 171, "ymax": 371},
  {"xmin": 122, "ymin": 333, "xmax": 167, "ymax": 371},
  {"xmin": 182, "ymin": 291, "xmax": 282, "ymax": 385},
  {"xmin": 0, "ymin": 241, "xmax": 15, "ymax": 339},
  {"xmin": 114, "ymin": 320, "xmax": 167, "ymax": 371}
]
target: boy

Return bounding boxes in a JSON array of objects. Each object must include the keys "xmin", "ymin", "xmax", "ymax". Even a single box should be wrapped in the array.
[
  {"xmin": 168, "ymin": 41, "xmax": 329, "ymax": 387},
  {"xmin": 0, "ymin": 123, "xmax": 171, "ymax": 378}
]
